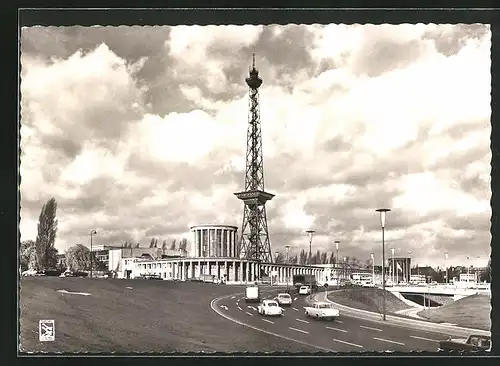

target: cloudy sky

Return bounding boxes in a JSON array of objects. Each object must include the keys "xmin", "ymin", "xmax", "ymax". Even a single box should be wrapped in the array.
[{"xmin": 20, "ymin": 24, "xmax": 491, "ymax": 268}]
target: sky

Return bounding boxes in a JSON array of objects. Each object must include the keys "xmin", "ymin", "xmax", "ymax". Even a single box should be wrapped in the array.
[{"xmin": 20, "ymin": 24, "xmax": 491, "ymax": 268}]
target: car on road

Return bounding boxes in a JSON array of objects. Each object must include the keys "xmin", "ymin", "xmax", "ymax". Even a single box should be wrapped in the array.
[
  {"xmin": 438, "ymin": 334, "xmax": 491, "ymax": 352},
  {"xmin": 245, "ymin": 285, "xmax": 261, "ymax": 303},
  {"xmin": 274, "ymin": 293, "xmax": 293, "ymax": 306},
  {"xmin": 298, "ymin": 285, "xmax": 311, "ymax": 295},
  {"xmin": 257, "ymin": 300, "xmax": 284, "ymax": 316},
  {"xmin": 304, "ymin": 302, "xmax": 340, "ymax": 320}
]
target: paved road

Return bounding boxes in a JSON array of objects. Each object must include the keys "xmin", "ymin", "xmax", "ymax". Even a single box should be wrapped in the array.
[{"xmin": 212, "ymin": 288, "xmax": 457, "ymax": 352}]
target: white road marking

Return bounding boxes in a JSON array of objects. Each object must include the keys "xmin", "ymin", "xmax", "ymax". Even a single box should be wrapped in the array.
[
  {"xmin": 262, "ymin": 319, "xmax": 274, "ymax": 324},
  {"xmin": 335, "ymin": 320, "xmax": 343, "ymax": 323},
  {"xmin": 245, "ymin": 311, "xmax": 254, "ymax": 316},
  {"xmin": 294, "ymin": 297, "xmax": 298, "ymax": 301},
  {"xmin": 237, "ymin": 306, "xmax": 243, "ymax": 311},
  {"xmin": 220, "ymin": 305, "xmax": 228, "ymax": 311},
  {"xmin": 57, "ymin": 290, "xmax": 91, "ymax": 296},
  {"xmin": 126, "ymin": 286, "xmax": 133, "ymax": 290},
  {"xmin": 360, "ymin": 325, "xmax": 382, "ymax": 332},
  {"xmin": 289, "ymin": 327, "xmax": 308, "ymax": 334},
  {"xmin": 373, "ymin": 337, "xmax": 405, "ymax": 346},
  {"xmin": 326, "ymin": 326, "xmax": 348, "ymax": 333},
  {"xmin": 296, "ymin": 318, "xmax": 309, "ymax": 324},
  {"xmin": 410, "ymin": 335, "xmax": 440, "ymax": 343},
  {"xmin": 292, "ymin": 307, "xmax": 299, "ymax": 311},
  {"xmin": 247, "ymin": 306, "xmax": 257, "ymax": 311},
  {"xmin": 332, "ymin": 338, "xmax": 363, "ymax": 348},
  {"xmin": 231, "ymin": 296, "xmax": 235, "ymax": 299}
]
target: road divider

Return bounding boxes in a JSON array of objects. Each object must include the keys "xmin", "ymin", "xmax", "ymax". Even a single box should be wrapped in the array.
[
  {"xmin": 410, "ymin": 335, "xmax": 439, "ymax": 343},
  {"xmin": 373, "ymin": 337, "xmax": 405, "ymax": 346},
  {"xmin": 262, "ymin": 319, "xmax": 274, "ymax": 324},
  {"xmin": 326, "ymin": 326, "xmax": 347, "ymax": 333},
  {"xmin": 332, "ymin": 338, "xmax": 363, "ymax": 348},
  {"xmin": 360, "ymin": 325, "xmax": 382, "ymax": 332},
  {"xmin": 289, "ymin": 327, "xmax": 308, "ymax": 334}
]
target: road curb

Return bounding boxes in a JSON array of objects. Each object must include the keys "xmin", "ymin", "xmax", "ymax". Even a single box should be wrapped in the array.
[
  {"xmin": 317, "ymin": 292, "xmax": 490, "ymax": 338},
  {"xmin": 210, "ymin": 290, "xmax": 337, "ymax": 352}
]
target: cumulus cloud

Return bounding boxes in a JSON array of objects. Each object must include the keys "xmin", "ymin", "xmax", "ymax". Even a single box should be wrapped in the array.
[{"xmin": 20, "ymin": 24, "xmax": 491, "ymax": 268}]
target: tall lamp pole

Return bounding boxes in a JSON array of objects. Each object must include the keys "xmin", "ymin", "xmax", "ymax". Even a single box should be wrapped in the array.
[
  {"xmin": 444, "ymin": 252, "xmax": 449, "ymax": 284},
  {"xmin": 466, "ymin": 256, "xmax": 471, "ymax": 287},
  {"xmin": 335, "ymin": 240, "xmax": 340, "ymax": 285},
  {"xmin": 306, "ymin": 230, "xmax": 315, "ymax": 297},
  {"xmin": 90, "ymin": 229, "xmax": 97, "ymax": 278},
  {"xmin": 274, "ymin": 251, "xmax": 279, "ymax": 286},
  {"xmin": 391, "ymin": 247, "xmax": 395, "ymax": 284},
  {"xmin": 408, "ymin": 250, "xmax": 412, "ymax": 284},
  {"xmin": 376, "ymin": 208, "xmax": 391, "ymax": 321},
  {"xmin": 370, "ymin": 253, "xmax": 375, "ymax": 286},
  {"xmin": 285, "ymin": 245, "xmax": 290, "ymax": 292}
]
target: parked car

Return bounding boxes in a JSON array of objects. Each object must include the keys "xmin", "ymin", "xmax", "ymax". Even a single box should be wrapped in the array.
[
  {"xmin": 298, "ymin": 285, "xmax": 311, "ymax": 295},
  {"xmin": 438, "ymin": 334, "xmax": 491, "ymax": 352},
  {"xmin": 274, "ymin": 293, "xmax": 293, "ymax": 306},
  {"xmin": 304, "ymin": 302, "xmax": 340, "ymax": 320},
  {"xmin": 257, "ymin": 300, "xmax": 284, "ymax": 316}
]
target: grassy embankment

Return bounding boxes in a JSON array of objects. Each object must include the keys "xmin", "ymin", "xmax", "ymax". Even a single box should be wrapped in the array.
[
  {"xmin": 326, "ymin": 287, "xmax": 412, "ymax": 314},
  {"xmin": 418, "ymin": 294, "xmax": 491, "ymax": 331}
]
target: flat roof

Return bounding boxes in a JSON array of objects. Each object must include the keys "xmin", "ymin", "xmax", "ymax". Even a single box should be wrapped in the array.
[{"xmin": 190, "ymin": 224, "xmax": 238, "ymax": 230}]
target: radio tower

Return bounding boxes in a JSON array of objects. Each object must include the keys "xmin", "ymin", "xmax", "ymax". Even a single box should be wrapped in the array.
[{"xmin": 234, "ymin": 54, "xmax": 275, "ymax": 264}]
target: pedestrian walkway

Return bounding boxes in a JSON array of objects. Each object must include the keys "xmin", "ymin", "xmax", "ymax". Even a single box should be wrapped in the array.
[{"xmin": 395, "ymin": 307, "xmax": 425, "ymax": 319}]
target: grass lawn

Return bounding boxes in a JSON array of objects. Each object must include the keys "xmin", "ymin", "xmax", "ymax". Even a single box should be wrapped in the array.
[
  {"xmin": 20, "ymin": 277, "xmax": 318, "ymax": 353},
  {"xmin": 326, "ymin": 287, "xmax": 413, "ymax": 314},
  {"xmin": 417, "ymin": 294, "xmax": 491, "ymax": 331}
]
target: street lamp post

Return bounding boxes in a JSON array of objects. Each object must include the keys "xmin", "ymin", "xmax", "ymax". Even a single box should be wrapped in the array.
[
  {"xmin": 391, "ymin": 247, "xmax": 395, "ymax": 284},
  {"xmin": 444, "ymin": 252, "xmax": 449, "ymax": 284},
  {"xmin": 408, "ymin": 250, "xmax": 412, "ymax": 284},
  {"xmin": 285, "ymin": 245, "xmax": 290, "ymax": 292},
  {"xmin": 306, "ymin": 230, "xmax": 315, "ymax": 297},
  {"xmin": 466, "ymin": 256, "xmax": 471, "ymax": 288},
  {"xmin": 335, "ymin": 240, "xmax": 340, "ymax": 286},
  {"xmin": 370, "ymin": 253, "xmax": 375, "ymax": 286},
  {"xmin": 343, "ymin": 257, "xmax": 347, "ymax": 281},
  {"xmin": 376, "ymin": 208, "xmax": 391, "ymax": 321},
  {"xmin": 274, "ymin": 251, "xmax": 280, "ymax": 286},
  {"xmin": 90, "ymin": 229, "xmax": 97, "ymax": 279}
]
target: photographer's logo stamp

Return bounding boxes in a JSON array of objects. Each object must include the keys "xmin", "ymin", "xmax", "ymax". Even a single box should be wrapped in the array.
[{"xmin": 39, "ymin": 320, "xmax": 55, "ymax": 342}]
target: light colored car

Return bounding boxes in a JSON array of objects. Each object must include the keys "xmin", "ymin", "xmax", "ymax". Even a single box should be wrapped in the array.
[
  {"xmin": 258, "ymin": 300, "xmax": 284, "ymax": 316},
  {"xmin": 298, "ymin": 285, "xmax": 311, "ymax": 295},
  {"xmin": 304, "ymin": 302, "xmax": 340, "ymax": 320},
  {"xmin": 274, "ymin": 293, "xmax": 293, "ymax": 306}
]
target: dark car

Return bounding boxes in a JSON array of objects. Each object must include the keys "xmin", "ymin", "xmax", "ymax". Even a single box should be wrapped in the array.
[{"xmin": 438, "ymin": 334, "xmax": 491, "ymax": 352}]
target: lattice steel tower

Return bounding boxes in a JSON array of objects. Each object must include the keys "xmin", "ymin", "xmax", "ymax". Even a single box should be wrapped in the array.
[{"xmin": 234, "ymin": 54, "xmax": 275, "ymax": 264}]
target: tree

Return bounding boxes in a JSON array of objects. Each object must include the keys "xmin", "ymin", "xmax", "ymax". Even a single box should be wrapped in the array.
[
  {"xmin": 480, "ymin": 259, "xmax": 491, "ymax": 282},
  {"xmin": 35, "ymin": 197, "xmax": 59, "ymax": 271},
  {"xmin": 289, "ymin": 255, "xmax": 298, "ymax": 264},
  {"xmin": 149, "ymin": 238, "xmax": 155, "ymax": 248},
  {"xmin": 65, "ymin": 244, "xmax": 91, "ymax": 272},
  {"xmin": 154, "ymin": 238, "xmax": 159, "ymax": 248},
  {"xmin": 170, "ymin": 239, "xmax": 177, "ymax": 250},
  {"xmin": 299, "ymin": 249, "xmax": 306, "ymax": 264},
  {"xmin": 179, "ymin": 238, "xmax": 188, "ymax": 253},
  {"xmin": 20, "ymin": 240, "xmax": 35, "ymax": 271},
  {"xmin": 274, "ymin": 252, "xmax": 285, "ymax": 264},
  {"xmin": 329, "ymin": 252, "xmax": 335, "ymax": 264},
  {"xmin": 135, "ymin": 242, "xmax": 140, "ymax": 248},
  {"xmin": 162, "ymin": 240, "xmax": 167, "ymax": 250},
  {"xmin": 320, "ymin": 252, "xmax": 328, "ymax": 264}
]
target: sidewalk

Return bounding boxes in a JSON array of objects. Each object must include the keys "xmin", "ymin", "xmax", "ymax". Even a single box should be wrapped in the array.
[{"xmin": 395, "ymin": 307, "xmax": 425, "ymax": 319}]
